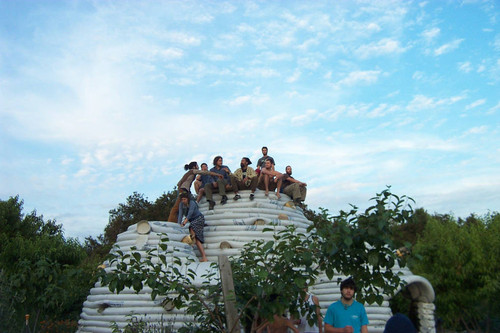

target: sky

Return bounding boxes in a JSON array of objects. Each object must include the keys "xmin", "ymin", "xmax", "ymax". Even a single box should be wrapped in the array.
[{"xmin": 1, "ymin": 0, "xmax": 499, "ymax": 240}]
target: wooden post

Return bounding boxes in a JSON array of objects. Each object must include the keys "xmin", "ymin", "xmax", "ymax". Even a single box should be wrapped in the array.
[{"xmin": 219, "ymin": 255, "xmax": 241, "ymax": 333}]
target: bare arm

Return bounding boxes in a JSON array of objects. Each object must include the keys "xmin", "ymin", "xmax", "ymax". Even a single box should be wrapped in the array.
[
  {"xmin": 261, "ymin": 168, "xmax": 282, "ymax": 178},
  {"xmin": 255, "ymin": 321, "xmax": 268, "ymax": 333},
  {"xmin": 275, "ymin": 315, "xmax": 298, "ymax": 333},
  {"xmin": 312, "ymin": 296, "xmax": 323, "ymax": 333},
  {"xmin": 361, "ymin": 325, "xmax": 368, "ymax": 333}
]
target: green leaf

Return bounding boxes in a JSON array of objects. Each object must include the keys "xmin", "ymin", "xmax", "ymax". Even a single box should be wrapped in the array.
[{"xmin": 263, "ymin": 240, "xmax": 274, "ymax": 252}]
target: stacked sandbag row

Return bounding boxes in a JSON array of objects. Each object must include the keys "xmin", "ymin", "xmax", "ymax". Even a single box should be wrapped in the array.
[
  {"xmin": 77, "ymin": 221, "xmax": 219, "ymax": 332},
  {"xmin": 198, "ymin": 190, "xmax": 312, "ymax": 260}
]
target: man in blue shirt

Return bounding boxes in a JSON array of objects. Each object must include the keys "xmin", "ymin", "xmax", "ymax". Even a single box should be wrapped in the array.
[
  {"xmin": 324, "ymin": 277, "xmax": 369, "ymax": 333},
  {"xmin": 204, "ymin": 155, "xmax": 232, "ymax": 210}
]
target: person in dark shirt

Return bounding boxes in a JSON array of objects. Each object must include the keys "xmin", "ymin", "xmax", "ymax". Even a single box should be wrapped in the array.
[
  {"xmin": 204, "ymin": 156, "xmax": 232, "ymax": 210},
  {"xmin": 280, "ymin": 165, "xmax": 307, "ymax": 206}
]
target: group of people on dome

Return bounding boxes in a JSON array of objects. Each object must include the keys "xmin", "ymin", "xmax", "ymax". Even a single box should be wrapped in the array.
[
  {"xmin": 166, "ymin": 146, "xmax": 307, "ymax": 262},
  {"xmin": 169, "ymin": 146, "xmax": 307, "ymax": 215}
]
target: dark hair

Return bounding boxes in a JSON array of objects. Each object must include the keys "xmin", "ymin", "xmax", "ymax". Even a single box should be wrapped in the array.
[
  {"xmin": 201, "ymin": 163, "xmax": 207, "ymax": 167},
  {"xmin": 213, "ymin": 156, "xmax": 222, "ymax": 166},
  {"xmin": 384, "ymin": 313, "xmax": 417, "ymax": 333},
  {"xmin": 340, "ymin": 277, "xmax": 357, "ymax": 292},
  {"xmin": 242, "ymin": 157, "xmax": 252, "ymax": 165},
  {"xmin": 262, "ymin": 146, "xmax": 268, "ymax": 151},
  {"xmin": 179, "ymin": 192, "xmax": 190, "ymax": 202},
  {"xmin": 184, "ymin": 161, "xmax": 197, "ymax": 170}
]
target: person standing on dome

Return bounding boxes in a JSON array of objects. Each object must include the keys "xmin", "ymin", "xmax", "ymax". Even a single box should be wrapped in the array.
[
  {"xmin": 257, "ymin": 146, "xmax": 275, "ymax": 171},
  {"xmin": 177, "ymin": 192, "xmax": 208, "ymax": 262},
  {"xmin": 324, "ymin": 277, "xmax": 369, "ymax": 333}
]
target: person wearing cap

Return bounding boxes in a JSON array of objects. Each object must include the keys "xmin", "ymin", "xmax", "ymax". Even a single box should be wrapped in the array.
[
  {"xmin": 230, "ymin": 157, "xmax": 258, "ymax": 201},
  {"xmin": 324, "ymin": 277, "xmax": 369, "ymax": 333}
]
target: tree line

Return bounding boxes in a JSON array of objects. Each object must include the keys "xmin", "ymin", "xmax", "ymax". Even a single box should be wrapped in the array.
[{"xmin": 0, "ymin": 190, "xmax": 498, "ymax": 332}]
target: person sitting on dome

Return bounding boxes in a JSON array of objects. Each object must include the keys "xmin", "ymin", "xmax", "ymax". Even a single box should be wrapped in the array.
[
  {"xmin": 204, "ymin": 156, "xmax": 233, "ymax": 210},
  {"xmin": 194, "ymin": 163, "xmax": 214, "ymax": 202},
  {"xmin": 279, "ymin": 165, "xmax": 307, "ymax": 206},
  {"xmin": 168, "ymin": 161, "xmax": 222, "ymax": 222},
  {"xmin": 230, "ymin": 157, "xmax": 258, "ymax": 201},
  {"xmin": 258, "ymin": 158, "xmax": 283, "ymax": 198}
]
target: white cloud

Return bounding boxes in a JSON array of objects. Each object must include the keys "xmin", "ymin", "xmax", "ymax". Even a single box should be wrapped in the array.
[
  {"xmin": 258, "ymin": 52, "xmax": 293, "ymax": 61},
  {"xmin": 61, "ymin": 158, "xmax": 74, "ymax": 165},
  {"xmin": 226, "ymin": 88, "xmax": 270, "ymax": 106},
  {"xmin": 291, "ymin": 109, "xmax": 318, "ymax": 126},
  {"xmin": 465, "ymin": 126, "xmax": 488, "ymax": 135},
  {"xmin": 297, "ymin": 56, "xmax": 321, "ymax": 70},
  {"xmin": 366, "ymin": 22, "xmax": 381, "ymax": 32},
  {"xmin": 434, "ymin": 39, "xmax": 464, "ymax": 56},
  {"xmin": 204, "ymin": 52, "xmax": 230, "ymax": 61},
  {"xmin": 297, "ymin": 38, "xmax": 321, "ymax": 51},
  {"xmin": 421, "ymin": 27, "xmax": 440, "ymax": 40},
  {"xmin": 493, "ymin": 34, "xmax": 500, "ymax": 51},
  {"xmin": 170, "ymin": 78, "xmax": 196, "ymax": 86},
  {"xmin": 162, "ymin": 32, "xmax": 201, "ymax": 46},
  {"xmin": 286, "ymin": 70, "xmax": 301, "ymax": 83},
  {"xmin": 367, "ymin": 104, "xmax": 400, "ymax": 118},
  {"xmin": 486, "ymin": 101, "xmax": 500, "ymax": 114},
  {"xmin": 412, "ymin": 71, "xmax": 424, "ymax": 80},
  {"xmin": 465, "ymin": 99, "xmax": 486, "ymax": 110},
  {"xmin": 281, "ymin": 12, "xmax": 309, "ymax": 29},
  {"xmin": 406, "ymin": 94, "xmax": 465, "ymax": 111},
  {"xmin": 458, "ymin": 61, "xmax": 473, "ymax": 73},
  {"xmin": 355, "ymin": 38, "xmax": 406, "ymax": 58},
  {"xmin": 337, "ymin": 70, "xmax": 381, "ymax": 86}
]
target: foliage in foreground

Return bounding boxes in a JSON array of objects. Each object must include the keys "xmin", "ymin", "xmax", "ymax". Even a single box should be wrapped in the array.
[{"xmin": 100, "ymin": 188, "xmax": 411, "ymax": 332}]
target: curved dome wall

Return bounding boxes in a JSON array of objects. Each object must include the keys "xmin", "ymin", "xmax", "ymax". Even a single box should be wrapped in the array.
[{"xmin": 78, "ymin": 190, "xmax": 435, "ymax": 333}]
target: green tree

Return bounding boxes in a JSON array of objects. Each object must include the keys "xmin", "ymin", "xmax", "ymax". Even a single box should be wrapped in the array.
[
  {"xmin": 391, "ymin": 207, "xmax": 428, "ymax": 248},
  {"xmin": 85, "ymin": 190, "xmax": 178, "ymax": 261},
  {"xmin": 0, "ymin": 196, "xmax": 93, "ymax": 332},
  {"xmin": 412, "ymin": 212, "xmax": 500, "ymax": 332}
]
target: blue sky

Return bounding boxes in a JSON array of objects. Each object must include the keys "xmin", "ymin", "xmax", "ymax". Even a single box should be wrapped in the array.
[{"xmin": 1, "ymin": 0, "xmax": 499, "ymax": 240}]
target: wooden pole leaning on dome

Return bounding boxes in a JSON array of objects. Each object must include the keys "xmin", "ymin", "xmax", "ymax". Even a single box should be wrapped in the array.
[{"xmin": 219, "ymin": 255, "xmax": 241, "ymax": 333}]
